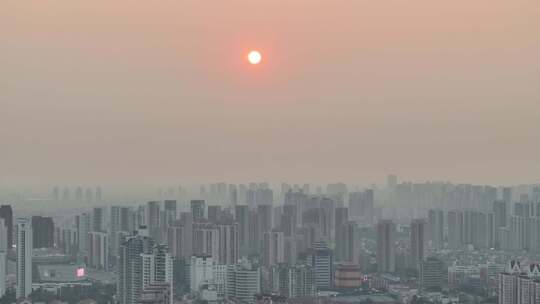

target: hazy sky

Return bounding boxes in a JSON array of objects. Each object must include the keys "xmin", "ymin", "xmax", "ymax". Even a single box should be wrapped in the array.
[{"xmin": 1, "ymin": 1, "xmax": 539, "ymax": 187}]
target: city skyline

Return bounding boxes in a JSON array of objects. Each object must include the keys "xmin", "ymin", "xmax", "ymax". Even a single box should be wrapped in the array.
[{"xmin": 1, "ymin": 1, "xmax": 540, "ymax": 303}]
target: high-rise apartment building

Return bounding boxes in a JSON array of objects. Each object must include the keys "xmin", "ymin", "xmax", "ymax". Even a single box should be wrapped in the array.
[
  {"xmin": 217, "ymin": 223, "xmax": 238, "ymax": 265},
  {"xmin": 226, "ymin": 261, "xmax": 261, "ymax": 304},
  {"xmin": 427, "ymin": 209, "xmax": 444, "ymax": 249},
  {"xmin": 193, "ymin": 222, "xmax": 219, "ymax": 261},
  {"xmin": 141, "ymin": 244, "xmax": 173, "ymax": 304},
  {"xmin": 498, "ymin": 260, "xmax": 540, "ymax": 304},
  {"xmin": 76, "ymin": 212, "xmax": 91, "ymax": 253},
  {"xmin": 190, "ymin": 255, "xmax": 214, "ymax": 292},
  {"xmin": 31, "ymin": 216, "xmax": 54, "ymax": 248},
  {"xmin": 92, "ymin": 207, "xmax": 105, "ymax": 232},
  {"xmin": 276, "ymin": 264, "xmax": 317, "ymax": 298},
  {"xmin": 191, "ymin": 200, "xmax": 206, "ymax": 221},
  {"xmin": 376, "ymin": 220, "xmax": 396, "ymax": 273},
  {"xmin": 304, "ymin": 241, "xmax": 334, "ymax": 290},
  {"xmin": 410, "ymin": 219, "xmax": 426, "ymax": 272},
  {"xmin": 234, "ymin": 205, "xmax": 250, "ymax": 256},
  {"xmin": 0, "ymin": 206, "xmax": 13, "ymax": 248},
  {"xmin": 88, "ymin": 231, "xmax": 109, "ymax": 270},
  {"xmin": 263, "ymin": 230, "xmax": 284, "ymax": 268},
  {"xmin": 16, "ymin": 218, "xmax": 33, "ymax": 299},
  {"xmin": 0, "ymin": 219, "xmax": 7, "ymax": 297},
  {"xmin": 349, "ymin": 190, "xmax": 374, "ymax": 222},
  {"xmin": 118, "ymin": 231, "xmax": 155, "ymax": 304}
]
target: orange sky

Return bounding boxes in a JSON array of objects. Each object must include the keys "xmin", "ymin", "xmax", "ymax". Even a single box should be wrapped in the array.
[{"xmin": 1, "ymin": 1, "xmax": 539, "ymax": 187}]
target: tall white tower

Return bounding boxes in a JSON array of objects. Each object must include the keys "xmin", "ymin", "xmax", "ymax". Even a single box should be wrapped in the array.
[{"xmin": 16, "ymin": 218, "xmax": 33, "ymax": 299}]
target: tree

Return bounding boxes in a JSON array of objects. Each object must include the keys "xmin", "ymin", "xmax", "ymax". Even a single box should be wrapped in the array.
[
  {"xmin": 0, "ymin": 289, "xmax": 16, "ymax": 304},
  {"xmin": 29, "ymin": 288, "xmax": 57, "ymax": 303}
]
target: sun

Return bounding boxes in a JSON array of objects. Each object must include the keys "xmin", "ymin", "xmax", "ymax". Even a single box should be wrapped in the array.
[{"xmin": 247, "ymin": 50, "xmax": 262, "ymax": 65}]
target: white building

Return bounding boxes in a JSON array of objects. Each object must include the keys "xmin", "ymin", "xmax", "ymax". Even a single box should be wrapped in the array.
[
  {"xmin": 16, "ymin": 218, "xmax": 33, "ymax": 299},
  {"xmin": 141, "ymin": 244, "xmax": 173, "ymax": 304},
  {"xmin": 498, "ymin": 260, "xmax": 540, "ymax": 304},
  {"xmin": 226, "ymin": 260, "xmax": 261, "ymax": 304},
  {"xmin": 190, "ymin": 255, "xmax": 214, "ymax": 292}
]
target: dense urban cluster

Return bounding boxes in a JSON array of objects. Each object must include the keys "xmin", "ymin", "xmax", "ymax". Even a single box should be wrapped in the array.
[{"xmin": 1, "ymin": 176, "xmax": 539, "ymax": 304}]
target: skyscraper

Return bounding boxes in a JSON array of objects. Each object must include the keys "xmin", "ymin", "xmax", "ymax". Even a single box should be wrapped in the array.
[
  {"xmin": 190, "ymin": 255, "xmax": 214, "ymax": 292},
  {"xmin": 208, "ymin": 205, "xmax": 222, "ymax": 223},
  {"xmin": 16, "ymin": 218, "xmax": 32, "ymax": 299},
  {"xmin": 92, "ymin": 207, "xmax": 105, "ymax": 232},
  {"xmin": 263, "ymin": 230, "xmax": 285, "ymax": 268},
  {"xmin": 447, "ymin": 210, "xmax": 463, "ymax": 249},
  {"xmin": 234, "ymin": 205, "xmax": 250, "ymax": 256},
  {"xmin": 335, "ymin": 221, "xmax": 358, "ymax": 263},
  {"xmin": 191, "ymin": 200, "xmax": 206, "ymax": 221},
  {"xmin": 164, "ymin": 200, "xmax": 177, "ymax": 223},
  {"xmin": 0, "ymin": 205, "xmax": 13, "ymax": 249},
  {"xmin": 118, "ymin": 231, "xmax": 155, "ymax": 304},
  {"xmin": 256, "ymin": 205, "xmax": 273, "ymax": 252},
  {"xmin": 348, "ymin": 190, "xmax": 374, "ymax": 223},
  {"xmin": 427, "ymin": 209, "xmax": 444, "ymax": 249},
  {"xmin": 226, "ymin": 261, "xmax": 261, "ymax": 304},
  {"xmin": 193, "ymin": 222, "xmax": 219, "ymax": 261},
  {"xmin": 31, "ymin": 216, "xmax": 54, "ymax": 248},
  {"xmin": 111, "ymin": 206, "xmax": 133, "ymax": 260},
  {"xmin": 277, "ymin": 264, "xmax": 317, "ymax": 298},
  {"xmin": 376, "ymin": 220, "xmax": 396, "ymax": 273},
  {"xmin": 76, "ymin": 212, "xmax": 91, "ymax": 254},
  {"xmin": 88, "ymin": 231, "xmax": 109, "ymax": 270},
  {"xmin": 0, "ymin": 219, "xmax": 7, "ymax": 298},
  {"xmin": 141, "ymin": 244, "xmax": 173, "ymax": 304},
  {"xmin": 217, "ymin": 223, "xmax": 239, "ymax": 265},
  {"xmin": 304, "ymin": 241, "xmax": 334, "ymax": 290},
  {"xmin": 146, "ymin": 201, "xmax": 160, "ymax": 240},
  {"xmin": 410, "ymin": 219, "xmax": 426, "ymax": 272}
]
